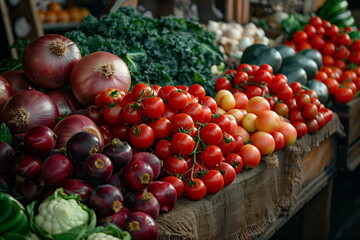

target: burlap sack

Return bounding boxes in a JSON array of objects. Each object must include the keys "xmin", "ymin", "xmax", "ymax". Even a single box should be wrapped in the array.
[{"xmin": 157, "ymin": 114, "xmax": 344, "ymax": 240}]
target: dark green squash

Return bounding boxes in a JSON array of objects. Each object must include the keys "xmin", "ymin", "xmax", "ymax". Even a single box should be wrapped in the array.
[
  {"xmin": 307, "ymin": 79, "xmax": 329, "ymax": 104},
  {"xmin": 240, "ymin": 44, "xmax": 282, "ymax": 72},
  {"xmin": 277, "ymin": 65, "xmax": 308, "ymax": 85},
  {"xmin": 298, "ymin": 49, "xmax": 323, "ymax": 70},
  {"xmin": 281, "ymin": 55, "xmax": 318, "ymax": 79}
]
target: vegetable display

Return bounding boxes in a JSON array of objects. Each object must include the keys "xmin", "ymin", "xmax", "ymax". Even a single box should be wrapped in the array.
[{"xmin": 64, "ymin": 6, "xmax": 223, "ymax": 96}]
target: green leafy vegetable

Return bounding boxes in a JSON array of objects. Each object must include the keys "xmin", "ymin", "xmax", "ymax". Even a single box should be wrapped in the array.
[
  {"xmin": 0, "ymin": 123, "xmax": 12, "ymax": 145},
  {"xmin": 64, "ymin": 6, "xmax": 224, "ymax": 96}
]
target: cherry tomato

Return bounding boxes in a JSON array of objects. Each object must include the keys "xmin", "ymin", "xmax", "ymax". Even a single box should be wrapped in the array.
[
  {"xmin": 212, "ymin": 114, "xmax": 231, "ymax": 133},
  {"xmin": 154, "ymin": 139, "xmax": 173, "ymax": 160},
  {"xmin": 323, "ymin": 55, "xmax": 334, "ymax": 66},
  {"xmin": 129, "ymin": 124, "xmax": 155, "ymax": 149},
  {"xmin": 224, "ymin": 153, "xmax": 243, "ymax": 174},
  {"xmin": 158, "ymin": 86, "xmax": 178, "ymax": 101},
  {"xmin": 121, "ymin": 102, "xmax": 144, "ymax": 125},
  {"xmin": 131, "ymin": 83, "xmax": 154, "ymax": 100},
  {"xmin": 348, "ymin": 51, "xmax": 360, "ymax": 65},
  {"xmin": 273, "ymin": 102, "xmax": 289, "ymax": 117},
  {"xmin": 217, "ymin": 132, "xmax": 236, "ymax": 156},
  {"xmin": 254, "ymin": 69, "xmax": 273, "ymax": 86},
  {"xmin": 94, "ymin": 88, "xmax": 125, "ymax": 108},
  {"xmin": 293, "ymin": 31, "xmax": 308, "ymax": 44},
  {"xmin": 201, "ymin": 105, "xmax": 212, "ymax": 123},
  {"xmin": 334, "ymin": 45, "xmax": 350, "ymax": 60},
  {"xmin": 245, "ymin": 85, "xmax": 263, "ymax": 99},
  {"xmin": 181, "ymin": 102, "xmax": 204, "ymax": 123},
  {"xmin": 200, "ymin": 169, "xmax": 224, "ymax": 194},
  {"xmin": 171, "ymin": 132, "xmax": 195, "ymax": 156},
  {"xmin": 218, "ymin": 162, "xmax": 236, "ymax": 186},
  {"xmin": 289, "ymin": 82, "xmax": 302, "ymax": 95},
  {"xmin": 162, "ymin": 176, "xmax": 184, "ymax": 199},
  {"xmin": 310, "ymin": 35, "xmax": 325, "ymax": 50},
  {"xmin": 334, "ymin": 87, "xmax": 354, "ymax": 103},
  {"xmin": 141, "ymin": 96, "xmax": 165, "ymax": 119},
  {"xmin": 199, "ymin": 122, "xmax": 223, "ymax": 146},
  {"xmin": 315, "ymin": 112, "xmax": 326, "ymax": 129},
  {"xmin": 324, "ymin": 24, "xmax": 339, "ymax": 38},
  {"xmin": 163, "ymin": 155, "xmax": 188, "ymax": 176},
  {"xmin": 215, "ymin": 77, "xmax": 232, "ymax": 92},
  {"xmin": 199, "ymin": 145, "xmax": 223, "ymax": 169},
  {"xmin": 170, "ymin": 113, "xmax": 195, "ymax": 134},
  {"xmin": 237, "ymin": 63, "xmax": 253, "ymax": 73},
  {"xmin": 188, "ymin": 84, "xmax": 206, "ymax": 99},
  {"xmin": 168, "ymin": 91, "xmax": 189, "ymax": 110},
  {"xmin": 271, "ymin": 131, "xmax": 285, "ymax": 152},
  {"xmin": 200, "ymin": 96, "xmax": 217, "ymax": 113},
  {"xmin": 149, "ymin": 117, "xmax": 171, "ymax": 140},
  {"xmin": 103, "ymin": 104, "xmax": 123, "ymax": 126},
  {"xmin": 322, "ymin": 42, "xmax": 335, "ymax": 56},
  {"xmin": 302, "ymin": 103, "xmax": 318, "ymax": 120},
  {"xmin": 351, "ymin": 39, "xmax": 360, "ymax": 51},
  {"xmin": 309, "ymin": 16, "xmax": 322, "ymax": 27},
  {"xmin": 297, "ymin": 42, "xmax": 312, "ymax": 51},
  {"xmin": 185, "ymin": 178, "xmax": 206, "ymax": 201},
  {"xmin": 306, "ymin": 119, "xmax": 319, "ymax": 134},
  {"xmin": 233, "ymin": 71, "xmax": 249, "ymax": 86},
  {"xmin": 303, "ymin": 24, "xmax": 316, "ymax": 38},
  {"xmin": 290, "ymin": 110, "xmax": 305, "ymax": 123},
  {"xmin": 343, "ymin": 81, "xmax": 357, "ymax": 95},
  {"xmin": 336, "ymin": 33, "xmax": 351, "ymax": 46},
  {"xmin": 339, "ymin": 70, "xmax": 357, "ymax": 83},
  {"xmin": 275, "ymin": 84, "xmax": 293, "ymax": 101},
  {"xmin": 293, "ymin": 121, "xmax": 308, "ymax": 138},
  {"xmin": 177, "ymin": 85, "xmax": 189, "ymax": 92}
]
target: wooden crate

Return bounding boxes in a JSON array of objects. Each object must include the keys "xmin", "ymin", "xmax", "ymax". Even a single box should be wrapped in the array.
[
  {"xmin": 300, "ymin": 135, "xmax": 337, "ymax": 187},
  {"xmin": 331, "ymin": 97, "xmax": 360, "ymax": 171}
]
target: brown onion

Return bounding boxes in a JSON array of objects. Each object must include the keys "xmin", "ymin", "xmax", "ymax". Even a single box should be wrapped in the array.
[
  {"xmin": 46, "ymin": 89, "xmax": 82, "ymax": 116},
  {"xmin": 0, "ymin": 90, "xmax": 59, "ymax": 133},
  {"xmin": 22, "ymin": 34, "xmax": 81, "ymax": 89},
  {"xmin": 70, "ymin": 51, "xmax": 131, "ymax": 106}
]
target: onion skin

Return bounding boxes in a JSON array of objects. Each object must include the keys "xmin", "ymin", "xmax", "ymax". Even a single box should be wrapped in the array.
[
  {"xmin": 147, "ymin": 181, "xmax": 177, "ymax": 213},
  {"xmin": 46, "ymin": 89, "xmax": 82, "ymax": 116},
  {"xmin": 40, "ymin": 153, "xmax": 73, "ymax": 188},
  {"xmin": 2, "ymin": 70, "xmax": 34, "ymax": 93},
  {"xmin": 61, "ymin": 178, "xmax": 93, "ymax": 201},
  {"xmin": 0, "ymin": 90, "xmax": 59, "ymax": 134},
  {"xmin": 70, "ymin": 51, "xmax": 131, "ymax": 106},
  {"xmin": 0, "ymin": 75, "xmax": 14, "ymax": 111},
  {"xmin": 53, "ymin": 114, "xmax": 104, "ymax": 149},
  {"xmin": 22, "ymin": 34, "xmax": 81, "ymax": 89}
]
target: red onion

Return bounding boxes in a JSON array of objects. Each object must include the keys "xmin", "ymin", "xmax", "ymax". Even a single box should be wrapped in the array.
[
  {"xmin": 70, "ymin": 51, "xmax": 131, "ymax": 106},
  {"xmin": 0, "ymin": 90, "xmax": 59, "ymax": 133},
  {"xmin": 0, "ymin": 75, "xmax": 14, "ymax": 111},
  {"xmin": 53, "ymin": 114, "xmax": 104, "ymax": 149},
  {"xmin": 61, "ymin": 178, "xmax": 93, "ymax": 201},
  {"xmin": 125, "ymin": 212, "xmax": 159, "ymax": 240},
  {"xmin": 46, "ymin": 89, "xmax": 82, "ymax": 116},
  {"xmin": 22, "ymin": 34, "xmax": 81, "ymax": 89},
  {"xmin": 1, "ymin": 70, "xmax": 34, "ymax": 93}
]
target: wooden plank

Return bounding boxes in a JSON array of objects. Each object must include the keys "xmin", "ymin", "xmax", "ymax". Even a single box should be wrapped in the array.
[
  {"xmin": 0, "ymin": 0, "xmax": 17, "ymax": 58},
  {"xmin": 225, "ymin": 0, "xmax": 234, "ymax": 22}
]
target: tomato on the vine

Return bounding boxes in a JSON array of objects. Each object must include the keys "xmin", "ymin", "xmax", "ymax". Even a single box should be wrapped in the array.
[
  {"xmin": 293, "ymin": 121, "xmax": 308, "ymax": 138},
  {"xmin": 171, "ymin": 132, "xmax": 195, "ymax": 156},
  {"xmin": 132, "ymin": 83, "xmax": 155, "ymax": 100},
  {"xmin": 188, "ymin": 84, "xmax": 206, "ymax": 99},
  {"xmin": 224, "ymin": 153, "xmax": 243, "ymax": 174},
  {"xmin": 218, "ymin": 162, "xmax": 236, "ymax": 186},
  {"xmin": 154, "ymin": 139, "xmax": 173, "ymax": 160},
  {"xmin": 94, "ymin": 88, "xmax": 125, "ymax": 108},
  {"xmin": 199, "ymin": 122, "xmax": 223, "ymax": 146},
  {"xmin": 309, "ymin": 16, "xmax": 323, "ymax": 27},
  {"xmin": 199, "ymin": 145, "xmax": 223, "ymax": 169},
  {"xmin": 163, "ymin": 155, "xmax": 188, "ymax": 176},
  {"xmin": 149, "ymin": 117, "xmax": 171, "ymax": 140},
  {"xmin": 141, "ymin": 96, "xmax": 165, "ymax": 119},
  {"xmin": 217, "ymin": 132, "xmax": 236, "ymax": 155},
  {"xmin": 304, "ymin": 24, "xmax": 316, "ymax": 38},
  {"xmin": 167, "ymin": 90, "xmax": 189, "ymax": 110},
  {"xmin": 200, "ymin": 169, "xmax": 224, "ymax": 194},
  {"xmin": 293, "ymin": 30, "xmax": 308, "ymax": 44},
  {"xmin": 170, "ymin": 113, "xmax": 195, "ymax": 134},
  {"xmin": 181, "ymin": 102, "xmax": 204, "ymax": 123},
  {"xmin": 162, "ymin": 176, "xmax": 185, "ymax": 199},
  {"xmin": 102, "ymin": 104, "xmax": 123, "ymax": 126},
  {"xmin": 121, "ymin": 102, "xmax": 143, "ymax": 125},
  {"xmin": 129, "ymin": 124, "xmax": 155, "ymax": 149},
  {"xmin": 185, "ymin": 178, "xmax": 206, "ymax": 201},
  {"xmin": 215, "ymin": 77, "xmax": 232, "ymax": 92}
]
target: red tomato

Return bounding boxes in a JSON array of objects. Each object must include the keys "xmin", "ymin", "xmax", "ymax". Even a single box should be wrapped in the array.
[
  {"xmin": 200, "ymin": 169, "xmax": 224, "ymax": 194},
  {"xmin": 129, "ymin": 124, "xmax": 155, "ymax": 149},
  {"xmin": 246, "ymin": 96, "xmax": 271, "ymax": 115},
  {"xmin": 309, "ymin": 16, "xmax": 322, "ymax": 27},
  {"xmin": 277, "ymin": 121, "xmax": 297, "ymax": 146},
  {"xmin": 334, "ymin": 87, "xmax": 354, "ymax": 103},
  {"xmin": 333, "ymin": 60, "xmax": 347, "ymax": 71},
  {"xmin": 154, "ymin": 139, "xmax": 173, "ymax": 160},
  {"xmin": 271, "ymin": 131, "xmax": 285, "ymax": 152},
  {"xmin": 158, "ymin": 86, "xmax": 178, "ymax": 101},
  {"xmin": 323, "ymin": 55, "xmax": 334, "ymax": 66},
  {"xmin": 102, "ymin": 104, "xmax": 122, "ymax": 126},
  {"xmin": 199, "ymin": 145, "xmax": 223, "ymax": 169},
  {"xmin": 149, "ymin": 117, "xmax": 171, "ymax": 140},
  {"xmin": 250, "ymin": 131, "xmax": 275, "ymax": 155},
  {"xmin": 216, "ymin": 132, "xmax": 236, "ymax": 156},
  {"xmin": 185, "ymin": 178, "xmax": 206, "ymax": 200},
  {"xmin": 336, "ymin": 33, "xmax": 351, "ymax": 46},
  {"xmin": 315, "ymin": 112, "xmax": 326, "ymax": 129},
  {"xmin": 284, "ymin": 98, "xmax": 299, "ymax": 112},
  {"xmin": 163, "ymin": 155, "xmax": 188, "ymax": 176},
  {"xmin": 171, "ymin": 132, "xmax": 195, "ymax": 156},
  {"xmin": 232, "ymin": 135, "xmax": 245, "ymax": 153},
  {"xmin": 289, "ymin": 82, "xmax": 302, "ymax": 95},
  {"xmin": 224, "ymin": 153, "xmax": 243, "ymax": 174},
  {"xmin": 187, "ymin": 84, "xmax": 205, "ymax": 99},
  {"xmin": 293, "ymin": 31, "xmax": 308, "ymax": 44},
  {"xmin": 310, "ymin": 35, "xmax": 325, "ymax": 50},
  {"xmin": 353, "ymin": 77, "xmax": 360, "ymax": 91},
  {"xmin": 269, "ymin": 75, "xmax": 287, "ymax": 92},
  {"xmin": 297, "ymin": 42, "xmax": 312, "ymax": 51},
  {"xmin": 324, "ymin": 24, "xmax": 339, "ymax": 38},
  {"xmin": 233, "ymin": 92, "xmax": 249, "ymax": 109},
  {"xmin": 215, "ymin": 77, "xmax": 232, "ymax": 92},
  {"xmin": 233, "ymin": 71, "xmax": 249, "ymax": 86},
  {"xmin": 112, "ymin": 124, "xmax": 129, "ymax": 141},
  {"xmin": 200, "ymin": 96, "xmax": 217, "ymax": 113},
  {"xmin": 201, "ymin": 105, "xmax": 212, "ymax": 123},
  {"xmin": 273, "ymin": 102, "xmax": 289, "ymax": 117},
  {"xmin": 94, "ymin": 88, "xmax": 125, "ymax": 108},
  {"xmin": 237, "ymin": 63, "xmax": 253, "ymax": 73},
  {"xmin": 290, "ymin": 109, "xmax": 306, "ymax": 123},
  {"xmin": 99, "ymin": 125, "xmax": 113, "ymax": 145},
  {"xmin": 322, "ymin": 42, "xmax": 336, "ymax": 56},
  {"xmin": 121, "ymin": 102, "xmax": 144, "ymax": 125},
  {"xmin": 211, "ymin": 114, "xmax": 231, "ymax": 133},
  {"xmin": 302, "ymin": 103, "xmax": 318, "ymax": 120},
  {"xmin": 304, "ymin": 24, "xmax": 316, "ymax": 38},
  {"xmin": 141, "ymin": 96, "xmax": 165, "ymax": 119},
  {"xmin": 162, "ymin": 176, "xmax": 184, "ymax": 199},
  {"xmin": 218, "ymin": 162, "xmax": 236, "ymax": 186},
  {"xmin": 293, "ymin": 121, "xmax": 308, "ymax": 138},
  {"xmin": 343, "ymin": 81, "xmax": 357, "ymax": 95},
  {"xmin": 181, "ymin": 102, "xmax": 204, "ymax": 123},
  {"xmin": 349, "ymin": 51, "xmax": 360, "ymax": 65},
  {"xmin": 351, "ymin": 39, "xmax": 360, "ymax": 51},
  {"xmin": 131, "ymin": 83, "xmax": 154, "ymax": 100},
  {"xmin": 339, "ymin": 70, "xmax": 357, "ymax": 83},
  {"xmin": 120, "ymin": 92, "xmax": 134, "ymax": 107},
  {"xmin": 275, "ymin": 84, "xmax": 293, "ymax": 101},
  {"xmin": 253, "ymin": 69, "xmax": 272, "ymax": 86},
  {"xmin": 168, "ymin": 91, "xmax": 189, "ymax": 110},
  {"xmin": 170, "ymin": 113, "xmax": 194, "ymax": 134},
  {"xmin": 238, "ymin": 144, "xmax": 261, "ymax": 168},
  {"xmin": 306, "ymin": 119, "xmax": 319, "ymax": 134},
  {"xmin": 333, "ymin": 45, "xmax": 350, "ymax": 60},
  {"xmin": 319, "ymin": 108, "xmax": 333, "ymax": 123}
]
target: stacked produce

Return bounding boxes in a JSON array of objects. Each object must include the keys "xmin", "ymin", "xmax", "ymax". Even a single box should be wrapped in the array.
[
  {"xmin": 284, "ymin": 15, "xmax": 360, "ymax": 104},
  {"xmin": 37, "ymin": 2, "xmax": 91, "ymax": 24}
]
